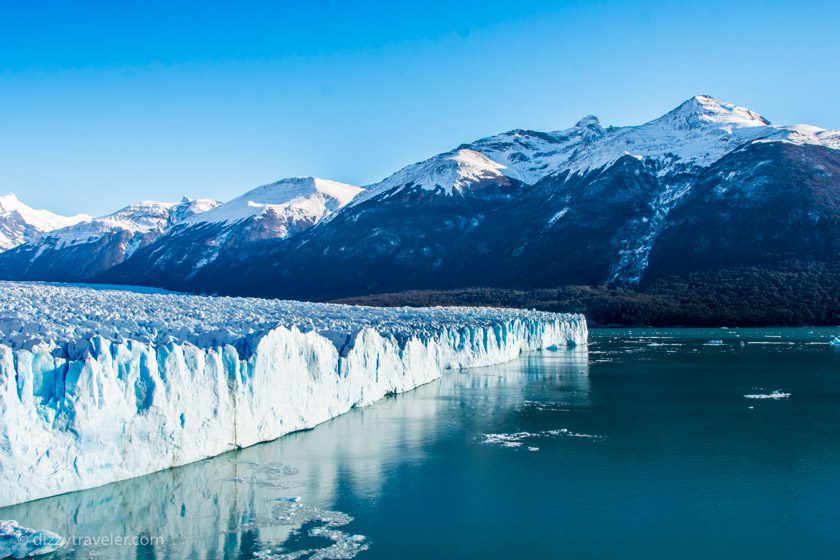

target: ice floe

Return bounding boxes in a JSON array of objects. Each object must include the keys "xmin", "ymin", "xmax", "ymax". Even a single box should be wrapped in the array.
[
  {"xmin": 481, "ymin": 428, "xmax": 603, "ymax": 448},
  {"xmin": 744, "ymin": 390, "xmax": 791, "ymax": 400},
  {"xmin": 253, "ymin": 500, "xmax": 369, "ymax": 560},
  {"xmin": 0, "ymin": 520, "xmax": 63, "ymax": 558}
]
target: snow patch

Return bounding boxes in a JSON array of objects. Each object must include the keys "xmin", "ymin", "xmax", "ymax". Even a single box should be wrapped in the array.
[{"xmin": 546, "ymin": 207, "xmax": 569, "ymax": 227}]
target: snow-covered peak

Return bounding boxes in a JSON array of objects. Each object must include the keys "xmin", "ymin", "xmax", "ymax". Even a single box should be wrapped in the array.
[
  {"xmin": 464, "ymin": 95, "xmax": 839, "ymax": 183},
  {"xmin": 41, "ymin": 198, "xmax": 219, "ymax": 249},
  {"xmin": 104, "ymin": 200, "xmax": 179, "ymax": 231},
  {"xmin": 429, "ymin": 149, "xmax": 508, "ymax": 192},
  {"xmin": 167, "ymin": 197, "xmax": 223, "ymax": 224},
  {"xmin": 0, "ymin": 193, "xmax": 90, "ymax": 250},
  {"xmin": 652, "ymin": 95, "xmax": 771, "ymax": 131},
  {"xmin": 356, "ymin": 148, "xmax": 510, "ymax": 203},
  {"xmin": 191, "ymin": 177, "xmax": 363, "ymax": 226},
  {"xmin": 575, "ymin": 115, "xmax": 602, "ymax": 128}
]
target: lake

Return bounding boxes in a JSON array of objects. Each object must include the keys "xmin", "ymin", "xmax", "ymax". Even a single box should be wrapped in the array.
[{"xmin": 3, "ymin": 327, "xmax": 839, "ymax": 559}]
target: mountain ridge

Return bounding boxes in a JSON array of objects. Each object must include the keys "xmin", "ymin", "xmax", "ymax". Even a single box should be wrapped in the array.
[
  {"xmin": 0, "ymin": 94, "xmax": 837, "ymax": 326},
  {"xmin": 0, "ymin": 193, "xmax": 90, "ymax": 250}
]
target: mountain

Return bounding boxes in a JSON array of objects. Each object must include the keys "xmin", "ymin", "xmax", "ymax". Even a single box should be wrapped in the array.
[
  {"xmin": 352, "ymin": 148, "xmax": 512, "ymax": 201},
  {"xmin": 462, "ymin": 95, "xmax": 839, "ymax": 283},
  {"xmin": 172, "ymin": 95, "xmax": 838, "ymax": 301},
  {"xmin": 646, "ymin": 140, "xmax": 840, "ymax": 277},
  {"xmin": 469, "ymin": 95, "xmax": 837, "ymax": 178},
  {"xmin": 0, "ymin": 197, "xmax": 220, "ymax": 282},
  {"xmin": 2, "ymin": 95, "xmax": 839, "ymax": 325},
  {"xmin": 0, "ymin": 193, "xmax": 89, "ymax": 250},
  {"xmin": 102, "ymin": 177, "xmax": 362, "ymax": 285}
]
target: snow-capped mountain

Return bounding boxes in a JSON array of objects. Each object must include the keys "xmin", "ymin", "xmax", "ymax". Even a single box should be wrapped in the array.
[
  {"xmin": 43, "ymin": 198, "xmax": 219, "ymax": 252},
  {"xmin": 190, "ymin": 176, "xmax": 362, "ymax": 230},
  {"xmin": 0, "ymin": 193, "xmax": 89, "ymax": 250},
  {"xmin": 177, "ymin": 95, "xmax": 839, "ymax": 300},
  {"xmin": 1, "ymin": 95, "xmax": 838, "ymax": 302},
  {"xmin": 354, "ymin": 149, "xmax": 513, "ymax": 204},
  {"xmin": 0, "ymin": 197, "xmax": 220, "ymax": 282},
  {"xmin": 101, "ymin": 177, "xmax": 362, "ymax": 286},
  {"xmin": 465, "ymin": 95, "xmax": 839, "ymax": 182}
]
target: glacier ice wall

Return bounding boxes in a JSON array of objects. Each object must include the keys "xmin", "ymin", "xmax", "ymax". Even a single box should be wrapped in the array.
[{"xmin": 0, "ymin": 282, "xmax": 586, "ymax": 507}]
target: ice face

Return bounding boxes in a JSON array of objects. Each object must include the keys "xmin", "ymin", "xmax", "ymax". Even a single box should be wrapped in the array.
[{"xmin": 0, "ymin": 282, "xmax": 587, "ymax": 507}]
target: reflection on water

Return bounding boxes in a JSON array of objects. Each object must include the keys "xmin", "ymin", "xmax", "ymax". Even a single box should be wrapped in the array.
[
  {"xmin": 11, "ymin": 329, "xmax": 839, "ymax": 559},
  {"xmin": 0, "ymin": 348, "xmax": 589, "ymax": 559}
]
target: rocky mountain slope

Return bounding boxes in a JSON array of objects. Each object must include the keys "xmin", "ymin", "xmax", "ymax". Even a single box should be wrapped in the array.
[{"xmin": 104, "ymin": 177, "xmax": 362, "ymax": 284}]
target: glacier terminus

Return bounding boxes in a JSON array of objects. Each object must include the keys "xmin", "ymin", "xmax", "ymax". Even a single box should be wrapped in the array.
[{"xmin": 0, "ymin": 282, "xmax": 586, "ymax": 507}]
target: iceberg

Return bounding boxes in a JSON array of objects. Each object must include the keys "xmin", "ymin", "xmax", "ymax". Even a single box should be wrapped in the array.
[
  {"xmin": 0, "ymin": 282, "xmax": 586, "ymax": 507},
  {"xmin": 0, "ymin": 520, "xmax": 63, "ymax": 558}
]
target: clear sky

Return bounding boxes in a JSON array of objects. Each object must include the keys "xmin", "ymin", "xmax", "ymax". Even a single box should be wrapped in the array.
[{"xmin": 2, "ymin": 0, "xmax": 839, "ymax": 215}]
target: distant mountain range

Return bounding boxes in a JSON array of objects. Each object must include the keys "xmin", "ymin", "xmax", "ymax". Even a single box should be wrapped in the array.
[
  {"xmin": 0, "ymin": 194, "xmax": 89, "ymax": 251},
  {"xmin": 1, "ymin": 96, "xmax": 838, "ymax": 325},
  {"xmin": 0, "ymin": 198, "xmax": 221, "ymax": 281}
]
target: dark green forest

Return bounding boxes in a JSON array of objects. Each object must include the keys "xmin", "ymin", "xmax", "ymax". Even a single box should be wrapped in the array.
[{"xmin": 335, "ymin": 262, "xmax": 840, "ymax": 327}]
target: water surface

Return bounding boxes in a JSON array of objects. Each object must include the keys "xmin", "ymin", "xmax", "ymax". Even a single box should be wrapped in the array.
[{"xmin": 3, "ymin": 327, "xmax": 839, "ymax": 559}]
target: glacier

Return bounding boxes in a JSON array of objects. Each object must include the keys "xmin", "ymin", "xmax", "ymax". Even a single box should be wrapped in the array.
[
  {"xmin": 0, "ymin": 353, "xmax": 589, "ymax": 558},
  {"xmin": 0, "ymin": 282, "xmax": 586, "ymax": 507}
]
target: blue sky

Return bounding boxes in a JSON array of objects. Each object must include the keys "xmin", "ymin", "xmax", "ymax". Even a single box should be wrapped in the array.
[{"xmin": 2, "ymin": 0, "xmax": 839, "ymax": 215}]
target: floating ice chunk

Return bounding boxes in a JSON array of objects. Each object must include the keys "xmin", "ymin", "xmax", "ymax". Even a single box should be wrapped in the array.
[
  {"xmin": 522, "ymin": 400, "xmax": 576, "ymax": 412},
  {"xmin": 0, "ymin": 520, "xmax": 63, "ymax": 558},
  {"xmin": 254, "ymin": 500, "xmax": 369, "ymax": 560},
  {"xmin": 481, "ymin": 432, "xmax": 533, "ymax": 447},
  {"xmin": 543, "ymin": 428, "xmax": 604, "ymax": 439},
  {"xmin": 481, "ymin": 428, "xmax": 603, "ymax": 448},
  {"xmin": 744, "ymin": 390, "xmax": 791, "ymax": 400},
  {"xmin": 277, "ymin": 496, "xmax": 302, "ymax": 504}
]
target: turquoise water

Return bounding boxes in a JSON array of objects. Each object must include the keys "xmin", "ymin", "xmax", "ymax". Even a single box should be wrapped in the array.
[{"xmin": 3, "ymin": 327, "xmax": 840, "ymax": 559}]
